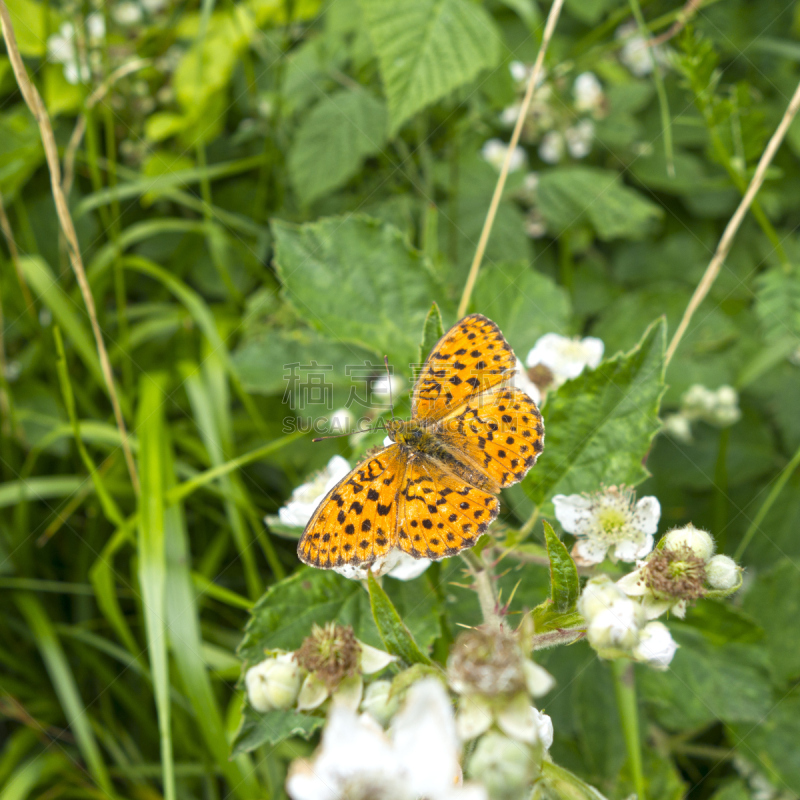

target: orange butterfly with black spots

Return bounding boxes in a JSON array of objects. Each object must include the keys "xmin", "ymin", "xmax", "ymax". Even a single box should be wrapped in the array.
[{"xmin": 297, "ymin": 314, "xmax": 544, "ymax": 572}]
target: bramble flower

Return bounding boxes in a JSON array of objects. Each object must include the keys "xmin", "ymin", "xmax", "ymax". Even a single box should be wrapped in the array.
[
  {"xmin": 294, "ymin": 623, "xmax": 396, "ymax": 712},
  {"xmin": 245, "ymin": 652, "xmax": 303, "ymax": 712},
  {"xmin": 573, "ymin": 72, "xmax": 605, "ymax": 115},
  {"xmin": 512, "ymin": 359, "xmax": 543, "ymax": 405},
  {"xmin": 113, "ymin": 1, "xmax": 144, "ymax": 25},
  {"xmin": 681, "ymin": 384, "xmax": 741, "ymax": 428},
  {"xmin": 372, "ymin": 374, "xmax": 404, "ymax": 401},
  {"xmin": 329, "ymin": 407, "xmax": 353, "ymax": 434},
  {"xmin": 278, "ymin": 455, "xmax": 351, "ymax": 528},
  {"xmin": 662, "ymin": 412, "xmax": 693, "ymax": 443},
  {"xmin": 578, "ymin": 576, "xmax": 679, "ymax": 668},
  {"xmin": 565, "ymin": 120, "xmax": 595, "ymax": 159},
  {"xmin": 554, "ymin": 486, "xmax": 660, "ymax": 565},
  {"xmin": 286, "ymin": 679, "xmax": 487, "ymax": 800},
  {"xmin": 616, "ymin": 23, "xmax": 668, "ymax": 77},
  {"xmin": 525, "ymin": 333, "xmax": 604, "ymax": 388},
  {"xmin": 448, "ymin": 627, "xmax": 554, "ymax": 744},
  {"xmin": 481, "ymin": 139, "xmax": 527, "ymax": 173},
  {"xmin": 617, "ymin": 524, "xmax": 742, "ymax": 618},
  {"xmin": 538, "ymin": 131, "xmax": 564, "ymax": 164},
  {"xmin": 47, "ymin": 23, "xmax": 91, "ymax": 85}
]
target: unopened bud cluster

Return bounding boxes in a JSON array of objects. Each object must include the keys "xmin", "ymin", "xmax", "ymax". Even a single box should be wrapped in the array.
[{"xmin": 664, "ymin": 384, "xmax": 741, "ymax": 442}]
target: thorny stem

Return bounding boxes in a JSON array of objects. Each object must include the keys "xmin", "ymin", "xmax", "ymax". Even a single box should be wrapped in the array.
[
  {"xmin": 611, "ymin": 660, "xmax": 646, "ymax": 800},
  {"xmin": 457, "ymin": 0, "xmax": 566, "ymax": 318},
  {"xmin": 666, "ymin": 77, "xmax": 800, "ymax": 366},
  {"xmin": 461, "ymin": 550, "xmax": 502, "ymax": 628},
  {"xmin": 0, "ymin": 1, "xmax": 140, "ymax": 495}
]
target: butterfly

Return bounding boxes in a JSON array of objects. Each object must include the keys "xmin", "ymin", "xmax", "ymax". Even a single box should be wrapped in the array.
[{"xmin": 297, "ymin": 314, "xmax": 544, "ymax": 573}]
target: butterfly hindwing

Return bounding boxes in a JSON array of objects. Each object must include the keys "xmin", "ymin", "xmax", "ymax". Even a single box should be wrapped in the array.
[
  {"xmin": 298, "ymin": 446, "xmax": 406, "ymax": 570},
  {"xmin": 396, "ymin": 454, "xmax": 500, "ymax": 560},
  {"xmin": 412, "ymin": 314, "xmax": 516, "ymax": 423},
  {"xmin": 438, "ymin": 386, "xmax": 544, "ymax": 489}
]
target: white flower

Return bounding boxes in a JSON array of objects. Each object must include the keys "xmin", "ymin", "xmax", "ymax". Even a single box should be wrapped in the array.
[
  {"xmin": 287, "ymin": 679, "xmax": 485, "ymax": 800},
  {"xmin": 328, "ymin": 407, "xmax": 353, "ymax": 434},
  {"xmin": 113, "ymin": 1, "xmax": 143, "ymax": 25},
  {"xmin": 278, "ymin": 455, "xmax": 351, "ymax": 528},
  {"xmin": 481, "ymin": 139, "xmax": 527, "ymax": 173},
  {"xmin": 532, "ymin": 708, "xmax": 553, "ymax": 751},
  {"xmin": 525, "ymin": 333, "xmax": 604, "ymax": 386},
  {"xmin": 705, "ymin": 554, "xmax": 740, "ymax": 590},
  {"xmin": 509, "ymin": 61, "xmax": 535, "ymax": 85},
  {"xmin": 662, "ymin": 413, "xmax": 693, "ymax": 443},
  {"xmin": 245, "ymin": 653, "xmax": 303, "ymax": 712},
  {"xmin": 47, "ymin": 22, "xmax": 75, "ymax": 63},
  {"xmin": 141, "ymin": 0, "xmax": 168, "ymax": 11},
  {"xmin": 681, "ymin": 384, "xmax": 740, "ymax": 427},
  {"xmin": 573, "ymin": 72, "xmax": 604, "ymax": 114},
  {"xmin": 511, "ymin": 358, "xmax": 542, "ymax": 405},
  {"xmin": 565, "ymin": 120, "xmax": 595, "ymax": 159},
  {"xmin": 500, "ymin": 103, "xmax": 522, "ymax": 127},
  {"xmin": 616, "ymin": 563, "xmax": 687, "ymax": 620},
  {"xmin": 333, "ymin": 548, "xmax": 431, "ymax": 581},
  {"xmin": 86, "ymin": 12, "xmax": 105, "ymax": 41},
  {"xmin": 554, "ymin": 486, "xmax": 660, "ymax": 565},
  {"xmin": 538, "ymin": 131, "xmax": 564, "ymax": 164},
  {"xmin": 662, "ymin": 524, "xmax": 715, "ymax": 562},
  {"xmin": 373, "ymin": 374, "xmax": 404, "ymax": 401},
  {"xmin": 633, "ymin": 621, "xmax": 678, "ymax": 669},
  {"xmin": 586, "ymin": 596, "xmax": 644, "ymax": 653},
  {"xmin": 616, "ymin": 23, "xmax": 664, "ymax": 77}
]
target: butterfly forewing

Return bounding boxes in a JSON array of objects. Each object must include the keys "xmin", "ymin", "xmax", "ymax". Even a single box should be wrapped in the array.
[
  {"xmin": 437, "ymin": 386, "xmax": 544, "ymax": 489},
  {"xmin": 396, "ymin": 455, "xmax": 500, "ymax": 560},
  {"xmin": 412, "ymin": 314, "xmax": 516, "ymax": 422},
  {"xmin": 298, "ymin": 446, "xmax": 407, "ymax": 570}
]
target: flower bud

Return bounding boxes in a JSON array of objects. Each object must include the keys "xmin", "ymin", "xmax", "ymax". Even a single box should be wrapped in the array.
[
  {"xmin": 532, "ymin": 708, "xmax": 554, "ymax": 751},
  {"xmin": 468, "ymin": 732, "xmax": 537, "ymax": 800},
  {"xmin": 633, "ymin": 621, "xmax": 678, "ymax": 670},
  {"xmin": 361, "ymin": 680, "xmax": 399, "ymax": 726},
  {"xmin": 705, "ymin": 554, "xmax": 740, "ymax": 590},
  {"xmin": 577, "ymin": 575, "xmax": 624, "ymax": 621},
  {"xmin": 586, "ymin": 599, "xmax": 643, "ymax": 653},
  {"xmin": 245, "ymin": 653, "xmax": 303, "ymax": 712},
  {"xmin": 662, "ymin": 524, "xmax": 715, "ymax": 562}
]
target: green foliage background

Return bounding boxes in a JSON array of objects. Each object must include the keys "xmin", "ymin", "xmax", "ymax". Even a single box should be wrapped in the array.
[{"xmin": 1, "ymin": 0, "xmax": 800, "ymax": 798}]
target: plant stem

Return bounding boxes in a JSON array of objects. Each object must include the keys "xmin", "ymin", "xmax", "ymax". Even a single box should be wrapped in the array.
[
  {"xmin": 666, "ymin": 76, "xmax": 800, "ymax": 366},
  {"xmin": 611, "ymin": 660, "xmax": 646, "ymax": 800},
  {"xmin": 461, "ymin": 550, "xmax": 501, "ymax": 627},
  {"xmin": 457, "ymin": 0, "xmax": 565, "ymax": 318},
  {"xmin": 734, "ymin": 440, "xmax": 800, "ymax": 561},
  {"xmin": 519, "ymin": 506, "xmax": 541, "ymax": 538}
]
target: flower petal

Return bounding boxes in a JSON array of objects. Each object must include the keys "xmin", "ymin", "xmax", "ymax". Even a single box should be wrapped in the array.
[
  {"xmin": 523, "ymin": 660, "xmax": 556, "ymax": 697},
  {"xmin": 296, "ymin": 673, "xmax": 329, "ymax": 711},
  {"xmin": 573, "ymin": 536, "xmax": 609, "ymax": 565},
  {"xmin": 633, "ymin": 496, "xmax": 661, "ymax": 535},
  {"xmin": 455, "ymin": 693, "xmax": 493, "ymax": 742},
  {"xmin": 613, "ymin": 533, "xmax": 653, "ymax": 563},
  {"xmin": 332, "ymin": 675, "xmax": 363, "ymax": 712},
  {"xmin": 617, "ymin": 567, "xmax": 648, "ymax": 597},
  {"xmin": 552, "ymin": 494, "xmax": 593, "ymax": 534},
  {"xmin": 387, "ymin": 552, "xmax": 432, "ymax": 581},
  {"xmin": 360, "ymin": 642, "xmax": 397, "ymax": 674},
  {"xmin": 579, "ymin": 337, "xmax": 604, "ymax": 369},
  {"xmin": 496, "ymin": 692, "xmax": 536, "ymax": 743}
]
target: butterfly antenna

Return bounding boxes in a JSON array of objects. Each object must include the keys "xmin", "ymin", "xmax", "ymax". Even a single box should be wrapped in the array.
[{"xmin": 383, "ymin": 355, "xmax": 397, "ymax": 422}]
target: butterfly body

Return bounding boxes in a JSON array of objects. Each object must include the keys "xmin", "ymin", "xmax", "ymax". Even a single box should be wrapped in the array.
[{"xmin": 297, "ymin": 314, "xmax": 544, "ymax": 574}]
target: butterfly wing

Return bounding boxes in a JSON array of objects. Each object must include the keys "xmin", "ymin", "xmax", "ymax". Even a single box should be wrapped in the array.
[
  {"xmin": 396, "ymin": 453, "xmax": 500, "ymax": 560},
  {"xmin": 412, "ymin": 314, "xmax": 516, "ymax": 423},
  {"xmin": 437, "ymin": 386, "xmax": 544, "ymax": 489},
  {"xmin": 297, "ymin": 446, "xmax": 407, "ymax": 570}
]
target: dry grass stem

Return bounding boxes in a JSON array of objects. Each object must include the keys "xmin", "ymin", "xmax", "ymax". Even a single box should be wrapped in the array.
[
  {"xmin": 457, "ymin": 0, "xmax": 566, "ymax": 319},
  {"xmin": 0, "ymin": 0, "xmax": 140, "ymax": 494},
  {"xmin": 666, "ymin": 77, "xmax": 800, "ymax": 366}
]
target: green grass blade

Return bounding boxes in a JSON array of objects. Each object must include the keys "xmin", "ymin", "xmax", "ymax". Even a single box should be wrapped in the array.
[
  {"xmin": 14, "ymin": 592, "xmax": 114, "ymax": 796},
  {"xmin": 136, "ymin": 374, "xmax": 175, "ymax": 800}
]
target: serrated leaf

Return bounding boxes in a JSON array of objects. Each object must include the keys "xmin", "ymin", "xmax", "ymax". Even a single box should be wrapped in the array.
[
  {"xmin": 272, "ymin": 215, "xmax": 453, "ymax": 370},
  {"xmin": 361, "ymin": 0, "xmax": 501, "ymax": 134},
  {"xmin": 523, "ymin": 319, "xmax": 666, "ymax": 509},
  {"xmin": 418, "ymin": 302, "xmax": 445, "ymax": 365},
  {"xmin": 367, "ymin": 573, "xmax": 431, "ymax": 665},
  {"xmin": 473, "ymin": 262, "xmax": 571, "ymax": 357},
  {"xmin": 537, "ymin": 167, "xmax": 662, "ymax": 241},
  {"xmin": 289, "ymin": 89, "xmax": 388, "ymax": 205},
  {"xmin": 543, "ymin": 521, "xmax": 579, "ymax": 613},
  {"xmin": 232, "ymin": 706, "xmax": 323, "ymax": 755}
]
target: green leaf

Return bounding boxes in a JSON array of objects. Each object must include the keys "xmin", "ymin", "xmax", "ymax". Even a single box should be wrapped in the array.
[
  {"xmin": 638, "ymin": 626, "xmax": 772, "ymax": 731},
  {"xmin": 418, "ymin": 301, "xmax": 445, "ymax": 365},
  {"xmin": 289, "ymin": 89, "xmax": 388, "ymax": 204},
  {"xmin": 537, "ymin": 167, "xmax": 662, "ymax": 241},
  {"xmin": 542, "ymin": 521, "xmax": 579, "ymax": 613},
  {"xmin": 729, "ymin": 686, "xmax": 800, "ymax": 795},
  {"xmin": 272, "ymin": 215, "xmax": 453, "ymax": 369},
  {"xmin": 367, "ymin": 573, "xmax": 432, "ymax": 665},
  {"xmin": 742, "ymin": 559, "xmax": 800, "ymax": 685},
  {"xmin": 361, "ymin": 0, "xmax": 502, "ymax": 134},
  {"xmin": 755, "ymin": 264, "xmax": 800, "ymax": 343},
  {"xmin": 473, "ymin": 262, "xmax": 571, "ymax": 356},
  {"xmin": 232, "ymin": 706, "xmax": 324, "ymax": 755},
  {"xmin": 537, "ymin": 759, "xmax": 611, "ymax": 799},
  {"xmin": 523, "ymin": 319, "xmax": 666, "ymax": 509}
]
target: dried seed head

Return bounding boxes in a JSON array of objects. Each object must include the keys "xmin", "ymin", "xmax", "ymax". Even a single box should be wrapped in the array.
[
  {"xmin": 644, "ymin": 545, "xmax": 707, "ymax": 600},
  {"xmin": 447, "ymin": 627, "xmax": 526, "ymax": 696},
  {"xmin": 295, "ymin": 623, "xmax": 361, "ymax": 688}
]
